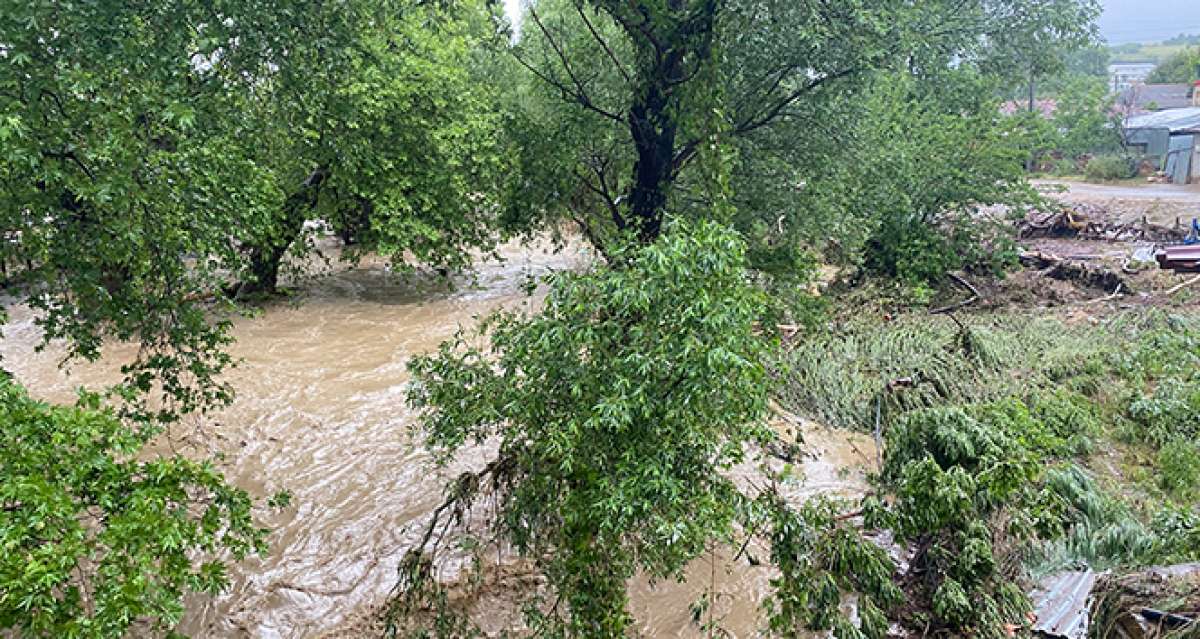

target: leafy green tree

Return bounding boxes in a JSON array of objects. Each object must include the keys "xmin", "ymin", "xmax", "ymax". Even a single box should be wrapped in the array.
[
  {"xmin": 1051, "ymin": 77, "xmax": 1124, "ymax": 159},
  {"xmin": 395, "ymin": 222, "xmax": 776, "ymax": 636},
  {"xmin": 1036, "ymin": 44, "xmax": 1110, "ymax": 96},
  {"xmin": 395, "ymin": 0, "xmax": 1105, "ymax": 635},
  {"xmin": 979, "ymin": 0, "xmax": 1101, "ymax": 112},
  {"xmin": 501, "ymin": 0, "xmax": 1096, "ymax": 270},
  {"xmin": 0, "ymin": 0, "xmax": 284, "ymax": 418},
  {"xmin": 1, "ymin": 1, "xmax": 505, "ymax": 634},
  {"xmin": 1066, "ymin": 44, "xmax": 1112, "ymax": 78},
  {"xmin": 1146, "ymin": 47, "xmax": 1200, "ymax": 84},
  {"xmin": 818, "ymin": 73, "xmax": 1037, "ymax": 287},
  {"xmin": 0, "ymin": 376, "xmax": 267, "ymax": 637},
  {"xmin": 0, "ymin": 0, "xmax": 507, "ymax": 401},
  {"xmin": 232, "ymin": 0, "xmax": 507, "ymax": 295}
]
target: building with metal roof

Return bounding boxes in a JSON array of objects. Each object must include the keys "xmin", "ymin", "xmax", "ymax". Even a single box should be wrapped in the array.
[
  {"xmin": 1125, "ymin": 107, "xmax": 1200, "ymax": 132},
  {"xmin": 1117, "ymin": 83, "xmax": 1197, "ymax": 112},
  {"xmin": 1124, "ymin": 107, "xmax": 1200, "ymax": 184}
]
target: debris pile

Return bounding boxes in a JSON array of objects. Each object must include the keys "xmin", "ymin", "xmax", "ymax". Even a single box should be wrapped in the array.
[
  {"xmin": 1019, "ymin": 206, "xmax": 1190, "ymax": 243},
  {"xmin": 1088, "ymin": 564, "xmax": 1200, "ymax": 639}
]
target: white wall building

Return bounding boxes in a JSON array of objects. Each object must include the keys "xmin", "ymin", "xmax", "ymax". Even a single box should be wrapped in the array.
[{"xmin": 1109, "ymin": 62, "xmax": 1158, "ymax": 93}]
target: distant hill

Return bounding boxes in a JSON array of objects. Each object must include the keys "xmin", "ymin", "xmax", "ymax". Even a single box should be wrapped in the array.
[
  {"xmin": 1100, "ymin": 0, "xmax": 1200, "ymax": 46},
  {"xmin": 1109, "ymin": 40, "xmax": 1193, "ymax": 64}
]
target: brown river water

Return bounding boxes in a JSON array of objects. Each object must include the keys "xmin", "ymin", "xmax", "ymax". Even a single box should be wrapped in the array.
[{"xmin": 0, "ymin": 240, "xmax": 874, "ymax": 638}]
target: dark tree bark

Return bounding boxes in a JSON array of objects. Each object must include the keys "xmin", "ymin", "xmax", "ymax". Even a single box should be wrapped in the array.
[
  {"xmin": 236, "ymin": 168, "xmax": 327, "ymax": 296},
  {"xmin": 627, "ymin": 80, "xmax": 677, "ymax": 243},
  {"xmin": 617, "ymin": 0, "xmax": 718, "ymax": 245}
]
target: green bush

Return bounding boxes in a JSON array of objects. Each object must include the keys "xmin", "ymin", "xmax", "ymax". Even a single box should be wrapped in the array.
[
  {"xmin": 864, "ymin": 214, "xmax": 1018, "ymax": 287},
  {"xmin": 1030, "ymin": 390, "xmax": 1101, "ymax": 455},
  {"xmin": 0, "ymin": 378, "xmax": 266, "ymax": 636},
  {"xmin": 880, "ymin": 406, "xmax": 1053, "ymax": 638},
  {"xmin": 1158, "ymin": 438, "xmax": 1200, "ymax": 496},
  {"xmin": 1050, "ymin": 158, "xmax": 1078, "ymax": 177},
  {"xmin": 400, "ymin": 222, "xmax": 776, "ymax": 636},
  {"xmin": 1084, "ymin": 154, "xmax": 1134, "ymax": 182},
  {"xmin": 1127, "ymin": 379, "xmax": 1200, "ymax": 447}
]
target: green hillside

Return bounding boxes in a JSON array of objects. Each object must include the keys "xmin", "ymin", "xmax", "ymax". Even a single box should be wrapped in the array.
[{"xmin": 1110, "ymin": 34, "xmax": 1200, "ymax": 63}]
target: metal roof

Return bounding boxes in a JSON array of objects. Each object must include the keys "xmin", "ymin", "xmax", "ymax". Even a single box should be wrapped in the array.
[
  {"xmin": 1126, "ymin": 107, "xmax": 1200, "ymax": 133},
  {"xmin": 1032, "ymin": 570, "xmax": 1099, "ymax": 639},
  {"xmin": 1121, "ymin": 84, "xmax": 1196, "ymax": 111}
]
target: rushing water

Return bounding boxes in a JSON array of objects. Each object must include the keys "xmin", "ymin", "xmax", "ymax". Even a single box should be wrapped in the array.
[{"xmin": 1, "ymin": 240, "xmax": 875, "ymax": 638}]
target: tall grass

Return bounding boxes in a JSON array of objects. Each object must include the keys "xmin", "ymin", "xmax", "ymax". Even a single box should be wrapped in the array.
[
  {"xmin": 782, "ymin": 310, "xmax": 1200, "ymax": 575},
  {"xmin": 781, "ymin": 314, "xmax": 1117, "ymax": 432}
]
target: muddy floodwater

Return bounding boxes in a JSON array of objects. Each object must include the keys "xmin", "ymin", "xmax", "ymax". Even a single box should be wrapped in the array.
[{"xmin": 1, "ymin": 240, "xmax": 875, "ymax": 638}]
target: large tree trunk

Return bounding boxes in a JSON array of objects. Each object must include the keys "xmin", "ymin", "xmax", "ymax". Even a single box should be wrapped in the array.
[
  {"xmin": 620, "ymin": 0, "xmax": 718, "ymax": 245},
  {"xmin": 235, "ymin": 168, "xmax": 327, "ymax": 297},
  {"xmin": 627, "ymin": 83, "xmax": 676, "ymax": 244}
]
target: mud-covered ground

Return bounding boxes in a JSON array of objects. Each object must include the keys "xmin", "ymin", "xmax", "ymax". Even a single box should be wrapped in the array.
[{"xmin": 990, "ymin": 180, "xmax": 1200, "ymax": 312}]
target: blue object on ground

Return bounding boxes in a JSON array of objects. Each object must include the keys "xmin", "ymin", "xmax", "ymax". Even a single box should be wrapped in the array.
[{"xmin": 1187, "ymin": 218, "xmax": 1200, "ymax": 245}]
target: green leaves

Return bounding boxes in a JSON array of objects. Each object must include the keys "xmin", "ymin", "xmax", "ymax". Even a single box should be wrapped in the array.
[
  {"xmin": 404, "ymin": 221, "xmax": 775, "ymax": 635},
  {"xmin": 758, "ymin": 494, "xmax": 901, "ymax": 639},
  {"xmin": 1146, "ymin": 47, "xmax": 1200, "ymax": 84},
  {"xmin": 1, "ymin": 0, "xmax": 509, "ymax": 408},
  {"xmin": 0, "ymin": 379, "xmax": 264, "ymax": 637}
]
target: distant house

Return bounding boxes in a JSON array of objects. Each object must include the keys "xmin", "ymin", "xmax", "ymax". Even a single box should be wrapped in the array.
[
  {"xmin": 1108, "ymin": 62, "xmax": 1157, "ymax": 93},
  {"xmin": 1116, "ymin": 83, "xmax": 1198, "ymax": 113},
  {"xmin": 1123, "ymin": 107, "xmax": 1200, "ymax": 184}
]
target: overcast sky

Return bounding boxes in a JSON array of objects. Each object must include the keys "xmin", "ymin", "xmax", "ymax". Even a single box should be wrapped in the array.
[
  {"xmin": 502, "ymin": 1, "xmax": 1200, "ymax": 46},
  {"xmin": 1098, "ymin": 0, "xmax": 1200, "ymax": 44}
]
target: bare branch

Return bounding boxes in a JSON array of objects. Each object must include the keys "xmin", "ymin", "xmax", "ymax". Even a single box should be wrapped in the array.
[
  {"xmin": 574, "ymin": 3, "xmax": 633, "ymax": 86},
  {"xmin": 930, "ymin": 272, "xmax": 980, "ymax": 315},
  {"xmin": 526, "ymin": 7, "xmax": 626, "ymax": 123},
  {"xmin": 734, "ymin": 67, "xmax": 859, "ymax": 136}
]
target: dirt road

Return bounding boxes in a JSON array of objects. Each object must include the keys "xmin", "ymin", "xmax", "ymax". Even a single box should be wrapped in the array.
[
  {"xmin": 1034, "ymin": 180, "xmax": 1200, "ymax": 204},
  {"xmin": 1033, "ymin": 180, "xmax": 1200, "ymax": 227}
]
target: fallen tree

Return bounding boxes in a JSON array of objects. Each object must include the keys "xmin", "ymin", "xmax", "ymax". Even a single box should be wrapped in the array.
[{"xmin": 1018, "ymin": 250, "xmax": 1132, "ymax": 293}]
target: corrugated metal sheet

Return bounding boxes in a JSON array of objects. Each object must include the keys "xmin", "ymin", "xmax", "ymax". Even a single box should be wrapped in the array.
[
  {"xmin": 1165, "ymin": 135, "xmax": 1196, "ymax": 184},
  {"xmin": 1126, "ymin": 107, "xmax": 1200, "ymax": 133},
  {"xmin": 1032, "ymin": 570, "xmax": 1099, "ymax": 639},
  {"xmin": 1126, "ymin": 127, "xmax": 1172, "ymax": 156}
]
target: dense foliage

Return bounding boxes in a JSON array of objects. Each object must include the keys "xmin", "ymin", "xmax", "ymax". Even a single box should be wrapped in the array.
[
  {"xmin": 232, "ymin": 0, "xmax": 506, "ymax": 294},
  {"xmin": 1, "ymin": 0, "xmax": 504, "ymax": 634},
  {"xmin": 0, "ymin": 0, "xmax": 505, "ymax": 409},
  {"xmin": 856, "ymin": 75, "xmax": 1033, "ymax": 286},
  {"xmin": 0, "ymin": 0, "xmax": 1124, "ymax": 635},
  {"xmin": 501, "ymin": 0, "xmax": 1096, "ymax": 267},
  {"xmin": 783, "ymin": 312, "xmax": 1200, "ymax": 636},
  {"xmin": 394, "ymin": 0, "xmax": 1109, "ymax": 635},
  {"xmin": 1146, "ymin": 47, "xmax": 1200, "ymax": 84},
  {"xmin": 397, "ymin": 222, "xmax": 775, "ymax": 636},
  {"xmin": 0, "ymin": 376, "xmax": 265, "ymax": 637},
  {"xmin": 1052, "ymin": 78, "xmax": 1124, "ymax": 161}
]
